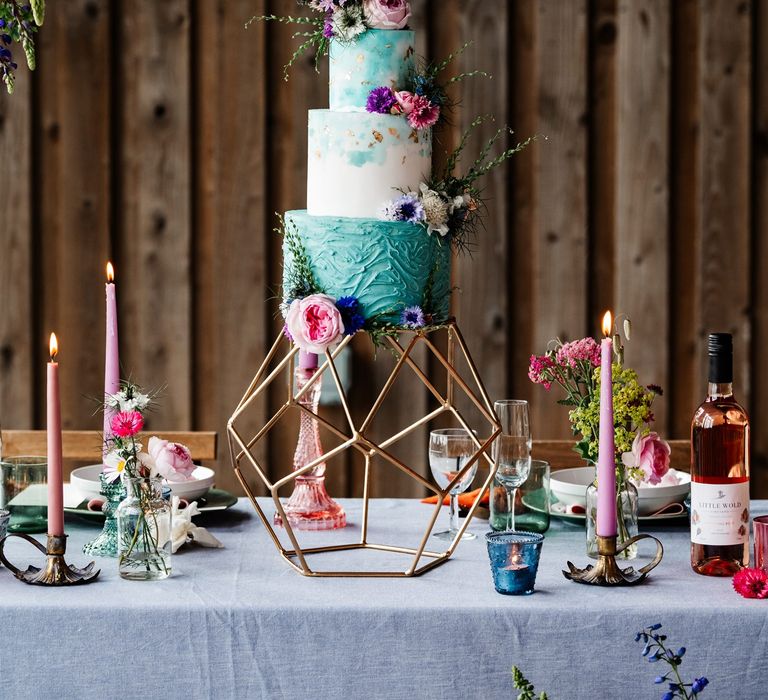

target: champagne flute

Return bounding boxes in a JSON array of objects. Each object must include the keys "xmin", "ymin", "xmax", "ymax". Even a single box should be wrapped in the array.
[
  {"xmin": 493, "ymin": 400, "xmax": 532, "ymax": 531},
  {"xmin": 429, "ymin": 428, "xmax": 478, "ymax": 541}
]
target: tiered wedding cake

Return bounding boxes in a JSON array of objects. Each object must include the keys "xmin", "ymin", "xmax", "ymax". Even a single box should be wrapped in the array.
[{"xmin": 283, "ymin": 27, "xmax": 451, "ymax": 325}]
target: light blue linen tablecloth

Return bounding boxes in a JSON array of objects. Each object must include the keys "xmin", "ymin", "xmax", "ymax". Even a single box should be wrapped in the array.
[{"xmin": 0, "ymin": 498, "xmax": 765, "ymax": 700}]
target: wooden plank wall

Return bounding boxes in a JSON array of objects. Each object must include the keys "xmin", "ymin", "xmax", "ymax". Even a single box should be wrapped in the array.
[{"xmin": 0, "ymin": 0, "xmax": 765, "ymax": 496}]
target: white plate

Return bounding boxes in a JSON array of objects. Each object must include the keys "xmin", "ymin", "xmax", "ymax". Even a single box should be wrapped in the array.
[
  {"xmin": 70, "ymin": 464, "xmax": 215, "ymax": 501},
  {"xmin": 550, "ymin": 466, "xmax": 690, "ymax": 517}
]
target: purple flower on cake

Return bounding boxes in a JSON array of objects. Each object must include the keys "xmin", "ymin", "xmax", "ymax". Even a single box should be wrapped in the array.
[
  {"xmin": 380, "ymin": 193, "xmax": 425, "ymax": 223},
  {"xmin": 406, "ymin": 94, "xmax": 440, "ymax": 130},
  {"xmin": 366, "ymin": 86, "xmax": 397, "ymax": 114},
  {"xmin": 363, "ymin": 0, "xmax": 411, "ymax": 29},
  {"xmin": 286, "ymin": 293, "xmax": 345, "ymax": 353},
  {"xmin": 401, "ymin": 306, "xmax": 426, "ymax": 329},
  {"xmin": 335, "ymin": 296, "xmax": 366, "ymax": 336}
]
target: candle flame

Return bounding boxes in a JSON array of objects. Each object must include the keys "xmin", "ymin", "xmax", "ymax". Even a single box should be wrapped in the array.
[
  {"xmin": 602, "ymin": 311, "xmax": 612, "ymax": 337},
  {"xmin": 49, "ymin": 332, "xmax": 58, "ymax": 360},
  {"xmin": 106, "ymin": 261, "xmax": 115, "ymax": 282}
]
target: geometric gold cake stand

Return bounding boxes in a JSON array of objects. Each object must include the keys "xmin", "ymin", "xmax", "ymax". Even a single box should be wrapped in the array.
[{"xmin": 227, "ymin": 321, "xmax": 500, "ymax": 577}]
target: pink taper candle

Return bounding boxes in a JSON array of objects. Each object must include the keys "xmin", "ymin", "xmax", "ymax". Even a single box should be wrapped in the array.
[
  {"xmin": 596, "ymin": 311, "xmax": 617, "ymax": 537},
  {"xmin": 47, "ymin": 333, "xmax": 65, "ymax": 537},
  {"xmin": 104, "ymin": 262, "xmax": 120, "ymax": 460}
]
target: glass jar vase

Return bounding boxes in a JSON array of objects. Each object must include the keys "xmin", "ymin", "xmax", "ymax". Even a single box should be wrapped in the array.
[
  {"xmin": 116, "ymin": 476, "xmax": 172, "ymax": 580},
  {"xmin": 82, "ymin": 473, "xmax": 126, "ymax": 557},
  {"xmin": 586, "ymin": 473, "xmax": 638, "ymax": 560}
]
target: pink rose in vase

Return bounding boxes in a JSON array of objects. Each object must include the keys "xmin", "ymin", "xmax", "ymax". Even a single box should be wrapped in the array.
[
  {"xmin": 621, "ymin": 431, "xmax": 671, "ymax": 486},
  {"xmin": 363, "ymin": 0, "xmax": 411, "ymax": 29},
  {"xmin": 148, "ymin": 436, "xmax": 196, "ymax": 482},
  {"xmin": 285, "ymin": 294, "xmax": 345, "ymax": 354}
]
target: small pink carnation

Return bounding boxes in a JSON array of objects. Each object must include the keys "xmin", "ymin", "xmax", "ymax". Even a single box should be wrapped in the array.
[
  {"xmin": 733, "ymin": 567, "xmax": 768, "ymax": 599},
  {"xmin": 110, "ymin": 410, "xmax": 144, "ymax": 438},
  {"xmin": 406, "ymin": 94, "xmax": 440, "ymax": 130}
]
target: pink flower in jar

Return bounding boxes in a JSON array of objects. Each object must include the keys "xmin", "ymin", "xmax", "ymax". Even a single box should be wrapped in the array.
[
  {"xmin": 285, "ymin": 294, "xmax": 345, "ymax": 354},
  {"xmin": 363, "ymin": 0, "xmax": 411, "ymax": 29},
  {"xmin": 621, "ymin": 431, "xmax": 671, "ymax": 486},
  {"xmin": 148, "ymin": 437, "xmax": 196, "ymax": 482},
  {"xmin": 110, "ymin": 410, "xmax": 144, "ymax": 438}
]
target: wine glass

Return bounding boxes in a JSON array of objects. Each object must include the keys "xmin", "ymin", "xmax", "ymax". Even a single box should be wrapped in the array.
[
  {"xmin": 493, "ymin": 400, "xmax": 532, "ymax": 531},
  {"xmin": 429, "ymin": 428, "xmax": 478, "ymax": 541}
]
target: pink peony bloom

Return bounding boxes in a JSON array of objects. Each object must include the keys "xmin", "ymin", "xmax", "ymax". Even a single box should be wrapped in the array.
[
  {"xmin": 286, "ymin": 294, "xmax": 345, "ymax": 354},
  {"xmin": 394, "ymin": 90, "xmax": 416, "ymax": 115},
  {"xmin": 621, "ymin": 431, "xmax": 671, "ymax": 485},
  {"xmin": 555, "ymin": 337, "xmax": 602, "ymax": 369},
  {"xmin": 110, "ymin": 410, "xmax": 144, "ymax": 438},
  {"xmin": 363, "ymin": 0, "xmax": 411, "ymax": 29},
  {"xmin": 406, "ymin": 94, "xmax": 440, "ymax": 129},
  {"xmin": 148, "ymin": 436, "xmax": 196, "ymax": 482},
  {"xmin": 733, "ymin": 567, "xmax": 768, "ymax": 599},
  {"xmin": 528, "ymin": 354, "xmax": 555, "ymax": 390}
]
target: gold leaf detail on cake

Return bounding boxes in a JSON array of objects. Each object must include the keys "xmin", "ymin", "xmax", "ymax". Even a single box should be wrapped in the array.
[
  {"xmin": 356, "ymin": 53, "xmax": 365, "ymax": 63},
  {"xmin": 402, "ymin": 156, "xmax": 407, "ymax": 165},
  {"xmin": 346, "ymin": 129, "xmax": 355, "ymax": 137},
  {"xmin": 372, "ymin": 130, "xmax": 383, "ymax": 143},
  {"xmin": 408, "ymin": 130, "xmax": 419, "ymax": 143},
  {"xmin": 315, "ymin": 150, "xmax": 322, "ymax": 159},
  {"xmin": 405, "ymin": 46, "xmax": 414, "ymax": 58},
  {"xmin": 388, "ymin": 127, "xmax": 399, "ymax": 138}
]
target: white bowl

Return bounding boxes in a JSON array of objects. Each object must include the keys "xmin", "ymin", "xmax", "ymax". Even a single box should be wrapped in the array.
[
  {"xmin": 550, "ymin": 466, "xmax": 690, "ymax": 517},
  {"xmin": 70, "ymin": 464, "xmax": 215, "ymax": 502}
]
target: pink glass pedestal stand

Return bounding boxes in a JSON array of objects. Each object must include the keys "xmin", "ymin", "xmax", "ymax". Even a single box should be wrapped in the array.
[{"xmin": 274, "ymin": 351, "xmax": 346, "ymax": 531}]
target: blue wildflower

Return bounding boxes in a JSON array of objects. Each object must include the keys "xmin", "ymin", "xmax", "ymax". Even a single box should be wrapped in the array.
[
  {"xmin": 654, "ymin": 677, "xmax": 665, "ymax": 684},
  {"xmin": 649, "ymin": 623, "xmax": 662, "ymax": 631},
  {"xmin": 662, "ymin": 693, "xmax": 674, "ymax": 700},
  {"xmin": 336, "ymin": 296, "xmax": 365, "ymax": 336},
  {"xmin": 379, "ymin": 194, "xmax": 425, "ymax": 224},
  {"xmin": 1, "ymin": 34, "xmax": 11, "ymax": 45},
  {"xmin": 692, "ymin": 678, "xmax": 709, "ymax": 693},
  {"xmin": 401, "ymin": 305, "xmax": 425, "ymax": 329},
  {"xmin": 677, "ymin": 647, "xmax": 686, "ymax": 657},
  {"xmin": 366, "ymin": 86, "xmax": 397, "ymax": 115}
]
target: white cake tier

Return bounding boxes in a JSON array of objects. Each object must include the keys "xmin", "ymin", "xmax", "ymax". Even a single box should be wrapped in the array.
[{"xmin": 307, "ymin": 109, "xmax": 431, "ymax": 219}]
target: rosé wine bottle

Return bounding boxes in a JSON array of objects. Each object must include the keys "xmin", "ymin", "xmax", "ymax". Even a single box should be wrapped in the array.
[{"xmin": 690, "ymin": 333, "xmax": 750, "ymax": 576}]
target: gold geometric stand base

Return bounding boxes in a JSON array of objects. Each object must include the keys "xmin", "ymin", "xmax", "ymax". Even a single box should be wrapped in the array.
[{"xmin": 227, "ymin": 321, "xmax": 500, "ymax": 578}]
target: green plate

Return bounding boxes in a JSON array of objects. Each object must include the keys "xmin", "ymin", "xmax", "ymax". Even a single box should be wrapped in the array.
[{"xmin": 64, "ymin": 488, "xmax": 239, "ymax": 523}]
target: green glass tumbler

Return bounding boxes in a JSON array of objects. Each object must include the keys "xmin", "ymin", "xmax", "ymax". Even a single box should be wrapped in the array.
[
  {"xmin": 0, "ymin": 456, "xmax": 48, "ymax": 534},
  {"xmin": 489, "ymin": 460, "xmax": 550, "ymax": 533}
]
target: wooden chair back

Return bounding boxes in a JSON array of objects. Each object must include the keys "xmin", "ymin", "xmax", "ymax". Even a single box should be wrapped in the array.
[
  {"xmin": 1, "ymin": 430, "xmax": 217, "ymax": 462},
  {"xmin": 532, "ymin": 439, "xmax": 690, "ymax": 471}
]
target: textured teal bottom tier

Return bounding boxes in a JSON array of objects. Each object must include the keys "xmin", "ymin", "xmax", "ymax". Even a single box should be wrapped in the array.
[{"xmin": 283, "ymin": 210, "xmax": 451, "ymax": 323}]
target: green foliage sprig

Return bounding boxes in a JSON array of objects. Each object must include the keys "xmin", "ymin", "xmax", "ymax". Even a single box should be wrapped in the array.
[
  {"xmin": 246, "ymin": 13, "xmax": 327, "ymax": 81},
  {"xmin": 0, "ymin": 0, "xmax": 44, "ymax": 94},
  {"xmin": 511, "ymin": 667, "xmax": 548, "ymax": 700},
  {"xmin": 276, "ymin": 213, "xmax": 323, "ymax": 300}
]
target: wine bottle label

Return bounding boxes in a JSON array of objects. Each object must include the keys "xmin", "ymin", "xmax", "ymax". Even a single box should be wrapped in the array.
[{"xmin": 690, "ymin": 482, "xmax": 750, "ymax": 546}]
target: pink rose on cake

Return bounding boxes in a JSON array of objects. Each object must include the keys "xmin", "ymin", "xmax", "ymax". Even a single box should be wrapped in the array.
[
  {"xmin": 363, "ymin": 0, "xmax": 411, "ymax": 30},
  {"xmin": 148, "ymin": 436, "xmax": 196, "ymax": 482},
  {"xmin": 394, "ymin": 90, "xmax": 416, "ymax": 115},
  {"xmin": 622, "ymin": 431, "xmax": 672, "ymax": 486},
  {"xmin": 286, "ymin": 294, "xmax": 345, "ymax": 354}
]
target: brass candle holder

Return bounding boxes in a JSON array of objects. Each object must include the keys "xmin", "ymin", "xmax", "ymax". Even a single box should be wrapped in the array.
[
  {"xmin": 563, "ymin": 533, "xmax": 664, "ymax": 586},
  {"xmin": 0, "ymin": 533, "xmax": 100, "ymax": 586}
]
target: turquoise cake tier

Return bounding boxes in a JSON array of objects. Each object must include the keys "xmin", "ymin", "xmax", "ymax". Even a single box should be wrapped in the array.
[
  {"xmin": 283, "ymin": 210, "xmax": 451, "ymax": 323},
  {"xmin": 329, "ymin": 29, "xmax": 415, "ymax": 111}
]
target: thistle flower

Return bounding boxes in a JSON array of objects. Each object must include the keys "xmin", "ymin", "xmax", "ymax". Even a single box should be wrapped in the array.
[{"xmin": 331, "ymin": 4, "xmax": 366, "ymax": 42}]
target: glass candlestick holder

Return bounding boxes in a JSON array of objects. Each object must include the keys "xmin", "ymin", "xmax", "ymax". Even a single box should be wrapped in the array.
[{"xmin": 274, "ymin": 352, "xmax": 346, "ymax": 531}]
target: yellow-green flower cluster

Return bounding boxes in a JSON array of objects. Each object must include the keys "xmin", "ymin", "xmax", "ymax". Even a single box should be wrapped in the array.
[{"xmin": 570, "ymin": 364, "xmax": 656, "ymax": 464}]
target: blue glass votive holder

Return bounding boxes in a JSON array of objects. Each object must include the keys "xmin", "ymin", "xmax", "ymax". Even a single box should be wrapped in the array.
[{"xmin": 485, "ymin": 531, "xmax": 544, "ymax": 595}]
